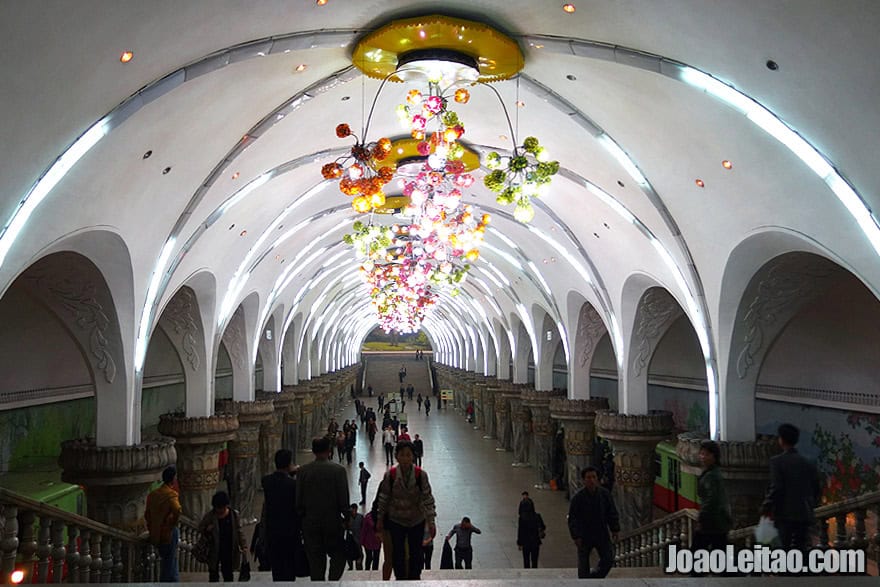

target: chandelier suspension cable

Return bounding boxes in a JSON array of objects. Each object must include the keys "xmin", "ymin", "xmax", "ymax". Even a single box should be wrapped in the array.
[
  {"xmin": 515, "ymin": 75, "xmax": 521, "ymax": 144},
  {"xmin": 478, "ymin": 81, "xmax": 519, "ymax": 154},
  {"xmin": 362, "ymin": 67, "xmax": 420, "ymax": 141}
]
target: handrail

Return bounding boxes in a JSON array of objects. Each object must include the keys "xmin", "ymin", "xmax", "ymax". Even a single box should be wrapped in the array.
[
  {"xmin": 617, "ymin": 507, "xmax": 699, "ymax": 542},
  {"xmin": 0, "ymin": 487, "xmax": 138, "ymax": 543}
]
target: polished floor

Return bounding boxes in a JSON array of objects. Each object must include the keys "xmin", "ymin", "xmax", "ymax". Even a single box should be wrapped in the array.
[{"xmin": 329, "ymin": 353, "xmax": 578, "ymax": 571}]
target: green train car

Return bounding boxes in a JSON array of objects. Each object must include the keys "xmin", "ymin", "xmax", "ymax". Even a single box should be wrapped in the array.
[
  {"xmin": 0, "ymin": 469, "xmax": 85, "ymax": 516},
  {"xmin": 653, "ymin": 440, "xmax": 699, "ymax": 512}
]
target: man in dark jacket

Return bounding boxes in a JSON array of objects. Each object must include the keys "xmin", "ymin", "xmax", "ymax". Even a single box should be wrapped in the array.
[
  {"xmin": 691, "ymin": 440, "xmax": 731, "ymax": 551},
  {"xmin": 261, "ymin": 449, "xmax": 300, "ymax": 581},
  {"xmin": 567, "ymin": 466, "xmax": 620, "ymax": 578},
  {"xmin": 761, "ymin": 423, "xmax": 821, "ymax": 552},
  {"xmin": 296, "ymin": 436, "xmax": 350, "ymax": 581}
]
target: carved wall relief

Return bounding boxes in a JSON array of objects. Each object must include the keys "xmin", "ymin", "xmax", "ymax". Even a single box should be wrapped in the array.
[
  {"xmin": 161, "ymin": 287, "xmax": 201, "ymax": 371},
  {"xmin": 577, "ymin": 304, "xmax": 607, "ymax": 368},
  {"xmin": 631, "ymin": 288, "xmax": 683, "ymax": 378}
]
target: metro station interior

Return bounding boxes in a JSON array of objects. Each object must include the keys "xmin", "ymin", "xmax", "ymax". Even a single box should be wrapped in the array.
[{"xmin": 1, "ymin": 1, "xmax": 879, "ymax": 582}]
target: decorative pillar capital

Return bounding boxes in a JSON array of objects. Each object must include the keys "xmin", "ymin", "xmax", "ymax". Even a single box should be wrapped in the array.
[
  {"xmin": 157, "ymin": 413, "xmax": 239, "ymax": 444},
  {"xmin": 595, "ymin": 410, "xmax": 674, "ymax": 443}
]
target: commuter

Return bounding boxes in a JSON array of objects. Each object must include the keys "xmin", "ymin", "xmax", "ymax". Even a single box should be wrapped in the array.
[
  {"xmin": 346, "ymin": 504, "xmax": 365, "ymax": 570},
  {"xmin": 417, "ymin": 394, "xmax": 423, "ymax": 412},
  {"xmin": 517, "ymin": 497, "xmax": 545, "ymax": 568},
  {"xmin": 296, "ymin": 437, "xmax": 350, "ymax": 581},
  {"xmin": 368, "ymin": 416, "xmax": 378, "ymax": 446},
  {"xmin": 383, "ymin": 425, "xmax": 396, "ymax": 466},
  {"xmin": 424, "ymin": 397, "xmax": 431, "ymax": 417},
  {"xmin": 375, "ymin": 441, "xmax": 437, "ymax": 580},
  {"xmin": 407, "ymin": 384, "xmax": 414, "ymax": 400},
  {"xmin": 360, "ymin": 507, "xmax": 381, "ymax": 571},
  {"xmin": 413, "ymin": 434, "xmax": 424, "ymax": 467},
  {"xmin": 445, "ymin": 517, "xmax": 482, "ymax": 569},
  {"xmin": 762, "ymin": 423, "xmax": 821, "ymax": 552},
  {"xmin": 261, "ymin": 449, "xmax": 300, "ymax": 581},
  {"xmin": 198, "ymin": 491, "xmax": 247, "ymax": 583},
  {"xmin": 358, "ymin": 462, "xmax": 371, "ymax": 506},
  {"xmin": 398, "ymin": 425, "xmax": 411, "ymax": 442},
  {"xmin": 567, "ymin": 466, "xmax": 619, "ymax": 579},
  {"xmin": 422, "ymin": 524, "xmax": 434, "ymax": 570},
  {"xmin": 145, "ymin": 466, "xmax": 182, "ymax": 582},
  {"xmin": 691, "ymin": 440, "xmax": 731, "ymax": 554},
  {"xmin": 367, "ymin": 384, "xmax": 373, "ymax": 397}
]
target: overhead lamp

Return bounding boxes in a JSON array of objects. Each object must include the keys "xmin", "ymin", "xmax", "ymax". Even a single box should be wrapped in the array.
[{"xmin": 395, "ymin": 48, "xmax": 480, "ymax": 85}]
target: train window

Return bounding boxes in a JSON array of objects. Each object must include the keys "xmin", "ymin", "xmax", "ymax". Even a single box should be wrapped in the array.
[{"xmin": 652, "ymin": 453, "xmax": 661, "ymax": 479}]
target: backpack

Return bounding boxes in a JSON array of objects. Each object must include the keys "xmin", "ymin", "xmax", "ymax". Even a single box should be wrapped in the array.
[{"xmin": 389, "ymin": 465, "xmax": 424, "ymax": 490}]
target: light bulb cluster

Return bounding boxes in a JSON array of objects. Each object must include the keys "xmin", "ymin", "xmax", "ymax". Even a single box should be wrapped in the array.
[
  {"xmin": 322, "ymin": 124, "xmax": 394, "ymax": 213},
  {"xmin": 484, "ymin": 136, "xmax": 560, "ymax": 223}
]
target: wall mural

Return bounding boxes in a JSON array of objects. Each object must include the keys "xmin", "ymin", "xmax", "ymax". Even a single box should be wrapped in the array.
[{"xmin": 812, "ymin": 414, "xmax": 880, "ymax": 503}]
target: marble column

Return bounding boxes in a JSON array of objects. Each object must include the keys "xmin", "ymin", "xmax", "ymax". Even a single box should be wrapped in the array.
[
  {"xmin": 297, "ymin": 392, "xmax": 314, "ymax": 453},
  {"xmin": 472, "ymin": 381, "xmax": 486, "ymax": 431},
  {"xmin": 482, "ymin": 385, "xmax": 498, "ymax": 439},
  {"xmin": 59, "ymin": 437, "xmax": 177, "ymax": 531},
  {"xmin": 595, "ymin": 410, "xmax": 674, "ymax": 531},
  {"xmin": 157, "ymin": 413, "xmax": 239, "ymax": 518},
  {"xmin": 257, "ymin": 391, "xmax": 295, "ymax": 480},
  {"xmin": 510, "ymin": 395, "xmax": 531, "ymax": 466},
  {"xmin": 521, "ymin": 390, "xmax": 565, "ymax": 483},
  {"xmin": 497, "ymin": 388, "xmax": 522, "ymax": 451},
  {"xmin": 677, "ymin": 432, "xmax": 781, "ymax": 529},
  {"xmin": 550, "ymin": 398, "xmax": 610, "ymax": 498},
  {"xmin": 282, "ymin": 389, "xmax": 303, "ymax": 456},
  {"xmin": 215, "ymin": 399, "xmax": 274, "ymax": 522}
]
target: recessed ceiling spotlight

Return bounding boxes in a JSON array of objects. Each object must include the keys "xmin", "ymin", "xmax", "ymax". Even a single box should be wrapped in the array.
[
  {"xmin": 278, "ymin": 224, "xmax": 284, "ymax": 230},
  {"xmin": 516, "ymin": 100, "xmax": 525, "ymax": 108},
  {"xmin": 550, "ymin": 257, "xmax": 556, "ymax": 262},
  {"xmin": 341, "ymin": 96, "xmax": 350, "ymax": 101},
  {"xmin": 542, "ymin": 259, "xmax": 549, "ymax": 264},
  {"xmin": 766, "ymin": 60, "xmax": 779, "ymax": 71},
  {"xmin": 499, "ymin": 134, "xmax": 508, "ymax": 141},
  {"xmin": 695, "ymin": 179, "xmax": 705, "ymax": 188},
  {"xmin": 566, "ymin": 74, "xmax": 577, "ymax": 81},
  {"xmin": 617, "ymin": 180, "xmax": 625, "ymax": 188},
  {"xmin": 563, "ymin": 3, "xmax": 576, "ymax": 13},
  {"xmin": 229, "ymin": 224, "xmax": 235, "ymax": 230},
  {"xmin": 603, "ymin": 222, "xmax": 610, "ymax": 229},
  {"xmin": 120, "ymin": 51, "xmax": 134, "ymax": 63},
  {"xmin": 316, "ymin": 0, "xmax": 328, "ymax": 5},
  {"xmin": 143, "ymin": 150, "xmax": 152, "ymax": 159},
  {"xmin": 240, "ymin": 230, "xmax": 248, "ymax": 237},
  {"xmin": 162, "ymin": 166, "xmax": 172, "ymax": 175},
  {"xmin": 295, "ymin": 64, "xmax": 307, "ymax": 72},
  {"xmin": 231, "ymin": 172, "xmax": 240, "ymax": 180},
  {"xmin": 722, "ymin": 160, "xmax": 733, "ymax": 170},
  {"xmin": 593, "ymin": 232, "xmax": 599, "ymax": 238}
]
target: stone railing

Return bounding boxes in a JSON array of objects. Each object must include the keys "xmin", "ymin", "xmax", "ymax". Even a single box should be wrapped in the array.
[
  {"xmin": 614, "ymin": 507, "xmax": 699, "ymax": 568},
  {"xmin": 729, "ymin": 489, "xmax": 880, "ymax": 566},
  {"xmin": 0, "ymin": 486, "xmax": 207, "ymax": 584}
]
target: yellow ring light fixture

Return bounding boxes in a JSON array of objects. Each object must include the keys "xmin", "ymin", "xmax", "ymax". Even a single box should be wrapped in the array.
[{"xmin": 352, "ymin": 15, "xmax": 524, "ymax": 83}]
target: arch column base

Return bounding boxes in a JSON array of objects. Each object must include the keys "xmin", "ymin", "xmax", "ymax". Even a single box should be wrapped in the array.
[
  {"xmin": 596, "ymin": 410, "xmax": 674, "ymax": 532},
  {"xmin": 215, "ymin": 400, "xmax": 274, "ymax": 522},
  {"xmin": 157, "ymin": 413, "xmax": 239, "ymax": 518},
  {"xmin": 522, "ymin": 390, "xmax": 565, "ymax": 483},
  {"xmin": 258, "ymin": 391, "xmax": 297, "ymax": 479},
  {"xmin": 550, "ymin": 399, "xmax": 610, "ymax": 498},
  {"xmin": 59, "ymin": 437, "xmax": 177, "ymax": 531},
  {"xmin": 677, "ymin": 432, "xmax": 781, "ymax": 529}
]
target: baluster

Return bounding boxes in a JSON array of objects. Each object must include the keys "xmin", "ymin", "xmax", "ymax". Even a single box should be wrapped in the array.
[
  {"xmin": 50, "ymin": 519, "xmax": 65, "ymax": 583},
  {"xmin": 78, "ymin": 529, "xmax": 91, "ymax": 584},
  {"xmin": 180, "ymin": 527, "xmax": 190, "ymax": 573},
  {"xmin": 852, "ymin": 509, "xmax": 868, "ymax": 550},
  {"xmin": 89, "ymin": 532, "xmax": 102, "ymax": 583},
  {"xmin": 0, "ymin": 505, "xmax": 19, "ymax": 581},
  {"xmin": 18, "ymin": 510, "xmax": 37, "ymax": 580},
  {"xmin": 834, "ymin": 513, "xmax": 848, "ymax": 549},
  {"xmin": 100, "ymin": 535, "xmax": 112, "ymax": 583},
  {"xmin": 143, "ymin": 543, "xmax": 157, "ymax": 582},
  {"xmin": 111, "ymin": 539, "xmax": 123, "ymax": 583},
  {"xmin": 819, "ymin": 516, "xmax": 831, "ymax": 549},
  {"xmin": 36, "ymin": 515, "xmax": 52, "ymax": 582},
  {"xmin": 652, "ymin": 527, "xmax": 659, "ymax": 566},
  {"xmin": 873, "ymin": 504, "xmax": 880, "ymax": 553},
  {"xmin": 65, "ymin": 525, "xmax": 80, "ymax": 584}
]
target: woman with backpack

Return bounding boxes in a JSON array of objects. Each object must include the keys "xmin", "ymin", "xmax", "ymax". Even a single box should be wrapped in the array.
[
  {"xmin": 375, "ymin": 440, "xmax": 437, "ymax": 580},
  {"xmin": 198, "ymin": 491, "xmax": 248, "ymax": 582},
  {"xmin": 517, "ymin": 497, "xmax": 546, "ymax": 568}
]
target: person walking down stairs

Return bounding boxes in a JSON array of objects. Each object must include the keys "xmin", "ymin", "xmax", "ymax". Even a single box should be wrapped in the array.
[{"xmin": 145, "ymin": 466, "xmax": 182, "ymax": 583}]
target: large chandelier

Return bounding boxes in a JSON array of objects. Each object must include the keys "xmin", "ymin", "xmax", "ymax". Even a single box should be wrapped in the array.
[{"xmin": 324, "ymin": 15, "xmax": 559, "ymax": 333}]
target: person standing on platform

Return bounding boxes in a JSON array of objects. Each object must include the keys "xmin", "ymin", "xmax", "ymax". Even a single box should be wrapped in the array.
[
  {"xmin": 145, "ymin": 466, "xmax": 182, "ymax": 582},
  {"xmin": 761, "ymin": 423, "xmax": 821, "ymax": 552},
  {"xmin": 568, "ymin": 466, "xmax": 619, "ymax": 579},
  {"xmin": 413, "ymin": 434, "xmax": 424, "ymax": 467},
  {"xmin": 261, "ymin": 449, "xmax": 300, "ymax": 581},
  {"xmin": 296, "ymin": 437, "xmax": 350, "ymax": 582},
  {"xmin": 690, "ymin": 440, "xmax": 731, "ymax": 555},
  {"xmin": 368, "ymin": 415, "xmax": 378, "ymax": 447},
  {"xmin": 407, "ymin": 384, "xmax": 414, "ymax": 400},
  {"xmin": 424, "ymin": 397, "xmax": 431, "ymax": 417},
  {"xmin": 375, "ymin": 441, "xmax": 437, "ymax": 581},
  {"xmin": 445, "ymin": 517, "xmax": 482, "ymax": 569},
  {"xmin": 358, "ymin": 462, "xmax": 371, "ymax": 506},
  {"xmin": 398, "ymin": 426, "xmax": 411, "ymax": 442},
  {"xmin": 517, "ymin": 497, "xmax": 545, "ymax": 568},
  {"xmin": 417, "ymin": 393, "xmax": 423, "ymax": 412},
  {"xmin": 383, "ymin": 425, "xmax": 396, "ymax": 466},
  {"xmin": 367, "ymin": 384, "xmax": 373, "ymax": 397}
]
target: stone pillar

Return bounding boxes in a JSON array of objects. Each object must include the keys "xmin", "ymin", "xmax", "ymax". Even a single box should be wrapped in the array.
[
  {"xmin": 510, "ymin": 396, "xmax": 531, "ymax": 466},
  {"xmin": 595, "ymin": 410, "xmax": 674, "ymax": 531},
  {"xmin": 283, "ymin": 390, "xmax": 304, "ymax": 457},
  {"xmin": 550, "ymin": 398, "xmax": 609, "ymax": 497},
  {"xmin": 157, "ymin": 413, "xmax": 240, "ymax": 518},
  {"xmin": 483, "ymin": 385, "xmax": 498, "ymax": 439},
  {"xmin": 521, "ymin": 391, "xmax": 564, "ymax": 483},
  {"xmin": 677, "ymin": 432, "xmax": 780, "ymax": 529},
  {"xmin": 215, "ymin": 399, "xmax": 274, "ymax": 522},
  {"xmin": 59, "ymin": 438, "xmax": 177, "ymax": 531},
  {"xmin": 298, "ymin": 392, "xmax": 314, "ymax": 453},
  {"xmin": 472, "ymin": 381, "xmax": 486, "ymax": 431},
  {"xmin": 496, "ymin": 389, "xmax": 520, "ymax": 451},
  {"xmin": 257, "ymin": 391, "xmax": 295, "ymax": 479}
]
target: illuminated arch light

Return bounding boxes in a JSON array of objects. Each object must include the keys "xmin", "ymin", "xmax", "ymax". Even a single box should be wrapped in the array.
[{"xmin": 136, "ymin": 237, "xmax": 177, "ymax": 370}]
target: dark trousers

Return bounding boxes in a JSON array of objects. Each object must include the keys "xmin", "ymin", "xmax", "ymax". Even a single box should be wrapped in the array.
[
  {"xmin": 364, "ymin": 548, "xmax": 380, "ymax": 570},
  {"xmin": 268, "ymin": 538, "xmax": 297, "ymax": 581},
  {"xmin": 423, "ymin": 544, "xmax": 433, "ymax": 569},
  {"xmin": 415, "ymin": 455, "xmax": 422, "ymax": 467},
  {"xmin": 454, "ymin": 545, "xmax": 473, "ymax": 569},
  {"xmin": 384, "ymin": 444, "xmax": 394, "ymax": 465},
  {"xmin": 691, "ymin": 530, "xmax": 728, "ymax": 552},
  {"xmin": 577, "ymin": 540, "xmax": 613, "ymax": 579},
  {"xmin": 387, "ymin": 519, "xmax": 425, "ymax": 580},
  {"xmin": 208, "ymin": 556, "xmax": 233, "ymax": 582},
  {"xmin": 522, "ymin": 545, "xmax": 539, "ymax": 568},
  {"xmin": 157, "ymin": 527, "xmax": 180, "ymax": 582},
  {"xmin": 360, "ymin": 482, "xmax": 368, "ymax": 505},
  {"xmin": 777, "ymin": 521, "xmax": 812, "ymax": 552},
  {"xmin": 302, "ymin": 524, "xmax": 346, "ymax": 581}
]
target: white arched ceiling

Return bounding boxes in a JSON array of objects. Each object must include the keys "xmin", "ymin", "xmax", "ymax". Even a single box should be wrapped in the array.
[{"xmin": 3, "ymin": 2, "xmax": 880, "ymax": 442}]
